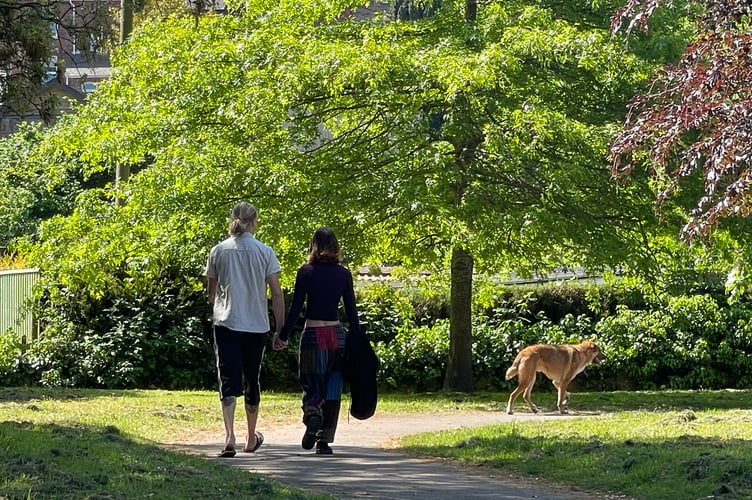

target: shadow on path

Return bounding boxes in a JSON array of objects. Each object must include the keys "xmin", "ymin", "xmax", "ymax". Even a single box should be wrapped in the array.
[
  {"xmin": 177, "ymin": 411, "xmax": 615, "ymax": 499},
  {"xmin": 186, "ymin": 441, "xmax": 590, "ymax": 499}
]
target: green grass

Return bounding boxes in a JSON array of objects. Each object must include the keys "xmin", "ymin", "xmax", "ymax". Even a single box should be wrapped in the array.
[
  {"xmin": 400, "ymin": 389, "xmax": 752, "ymax": 500},
  {"xmin": 1, "ymin": 387, "xmax": 751, "ymax": 499},
  {"xmin": 0, "ymin": 388, "xmax": 323, "ymax": 499}
]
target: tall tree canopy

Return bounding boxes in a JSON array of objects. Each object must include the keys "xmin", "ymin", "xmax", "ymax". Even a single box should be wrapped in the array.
[
  {"xmin": 30, "ymin": 0, "xmax": 683, "ymax": 390},
  {"xmin": 611, "ymin": 0, "xmax": 752, "ymax": 241},
  {"xmin": 610, "ymin": 0, "xmax": 752, "ymax": 292}
]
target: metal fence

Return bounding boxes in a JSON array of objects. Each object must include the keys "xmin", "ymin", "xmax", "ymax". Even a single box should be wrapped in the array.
[{"xmin": 0, "ymin": 268, "xmax": 39, "ymax": 343}]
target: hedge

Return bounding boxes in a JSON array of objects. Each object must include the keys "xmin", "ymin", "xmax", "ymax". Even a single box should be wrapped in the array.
[{"xmin": 3, "ymin": 278, "xmax": 752, "ymax": 393}]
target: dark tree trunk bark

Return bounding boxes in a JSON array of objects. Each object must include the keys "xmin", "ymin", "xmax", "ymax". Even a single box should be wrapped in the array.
[
  {"xmin": 444, "ymin": 245, "xmax": 474, "ymax": 392},
  {"xmin": 465, "ymin": 0, "xmax": 476, "ymax": 22}
]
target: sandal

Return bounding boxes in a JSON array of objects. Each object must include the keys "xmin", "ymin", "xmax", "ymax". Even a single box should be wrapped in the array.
[
  {"xmin": 245, "ymin": 431, "xmax": 264, "ymax": 453},
  {"xmin": 217, "ymin": 446, "xmax": 236, "ymax": 458}
]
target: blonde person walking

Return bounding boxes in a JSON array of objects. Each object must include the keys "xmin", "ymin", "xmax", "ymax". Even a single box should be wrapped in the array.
[
  {"xmin": 206, "ymin": 201, "xmax": 285, "ymax": 457},
  {"xmin": 273, "ymin": 227, "xmax": 361, "ymax": 455}
]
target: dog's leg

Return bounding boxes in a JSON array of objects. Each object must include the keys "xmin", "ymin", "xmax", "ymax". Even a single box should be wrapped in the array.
[
  {"xmin": 522, "ymin": 377, "xmax": 538, "ymax": 413},
  {"xmin": 553, "ymin": 380, "xmax": 570, "ymax": 414},
  {"xmin": 506, "ymin": 384, "xmax": 525, "ymax": 414},
  {"xmin": 561, "ymin": 388, "xmax": 571, "ymax": 410}
]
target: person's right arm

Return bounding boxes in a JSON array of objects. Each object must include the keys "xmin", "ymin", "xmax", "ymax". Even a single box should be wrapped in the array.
[
  {"xmin": 207, "ymin": 277, "xmax": 217, "ymax": 304},
  {"xmin": 278, "ymin": 266, "xmax": 307, "ymax": 342},
  {"xmin": 206, "ymin": 249, "xmax": 217, "ymax": 305},
  {"xmin": 267, "ymin": 272, "xmax": 284, "ymax": 332},
  {"xmin": 267, "ymin": 272, "xmax": 287, "ymax": 350},
  {"xmin": 341, "ymin": 270, "xmax": 361, "ymax": 335}
]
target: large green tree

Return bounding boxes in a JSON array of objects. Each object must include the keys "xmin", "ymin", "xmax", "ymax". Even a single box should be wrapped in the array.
[{"xmin": 32, "ymin": 0, "xmax": 682, "ymax": 390}]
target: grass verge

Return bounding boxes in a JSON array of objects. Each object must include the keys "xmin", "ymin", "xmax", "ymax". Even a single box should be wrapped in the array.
[
  {"xmin": 0, "ymin": 388, "xmax": 323, "ymax": 499},
  {"xmin": 400, "ymin": 389, "xmax": 752, "ymax": 500},
  {"xmin": 1, "ymin": 387, "xmax": 751, "ymax": 499}
]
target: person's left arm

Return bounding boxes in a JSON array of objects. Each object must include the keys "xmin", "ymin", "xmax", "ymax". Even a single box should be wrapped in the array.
[{"xmin": 342, "ymin": 270, "xmax": 361, "ymax": 335}]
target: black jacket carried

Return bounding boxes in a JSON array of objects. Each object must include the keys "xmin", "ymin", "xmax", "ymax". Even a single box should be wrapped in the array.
[{"xmin": 343, "ymin": 331, "xmax": 379, "ymax": 420}]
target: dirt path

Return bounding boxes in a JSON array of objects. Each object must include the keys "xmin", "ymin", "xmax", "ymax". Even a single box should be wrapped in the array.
[{"xmin": 176, "ymin": 409, "xmax": 629, "ymax": 499}]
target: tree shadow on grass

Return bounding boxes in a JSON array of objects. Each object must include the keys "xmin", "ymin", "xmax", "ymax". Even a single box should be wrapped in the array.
[
  {"xmin": 0, "ymin": 420, "xmax": 319, "ymax": 500},
  {"xmin": 403, "ymin": 427, "xmax": 752, "ymax": 500},
  {"xmin": 0, "ymin": 387, "xmax": 153, "ymax": 404},
  {"xmin": 573, "ymin": 388, "xmax": 752, "ymax": 412}
]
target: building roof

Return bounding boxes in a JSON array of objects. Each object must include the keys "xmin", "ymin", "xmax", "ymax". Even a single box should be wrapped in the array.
[
  {"xmin": 64, "ymin": 65, "xmax": 111, "ymax": 82},
  {"xmin": 356, "ymin": 266, "xmax": 604, "ymax": 285}
]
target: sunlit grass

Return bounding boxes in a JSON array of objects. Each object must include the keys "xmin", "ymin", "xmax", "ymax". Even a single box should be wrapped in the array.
[
  {"xmin": 0, "ymin": 388, "xmax": 327, "ymax": 499},
  {"xmin": 0, "ymin": 387, "xmax": 507, "ymax": 444},
  {"xmin": 400, "ymin": 400, "xmax": 752, "ymax": 500},
  {"xmin": 2, "ymin": 387, "xmax": 752, "ymax": 499}
]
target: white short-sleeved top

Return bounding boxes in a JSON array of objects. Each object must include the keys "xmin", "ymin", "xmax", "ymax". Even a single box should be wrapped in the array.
[{"xmin": 205, "ymin": 232, "xmax": 281, "ymax": 333}]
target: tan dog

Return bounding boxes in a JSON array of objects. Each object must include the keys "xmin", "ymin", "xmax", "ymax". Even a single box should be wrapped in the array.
[{"xmin": 505, "ymin": 341, "xmax": 605, "ymax": 415}]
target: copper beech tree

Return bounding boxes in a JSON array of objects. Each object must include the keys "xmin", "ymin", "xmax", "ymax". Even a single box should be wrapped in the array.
[{"xmin": 610, "ymin": 0, "xmax": 752, "ymax": 242}]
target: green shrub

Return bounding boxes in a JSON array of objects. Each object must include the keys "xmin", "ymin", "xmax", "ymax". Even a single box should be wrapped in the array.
[
  {"xmin": 596, "ymin": 295, "xmax": 752, "ymax": 390},
  {"xmin": 357, "ymin": 283, "xmax": 417, "ymax": 343},
  {"xmin": 27, "ymin": 271, "xmax": 215, "ymax": 389},
  {"xmin": 0, "ymin": 330, "xmax": 35, "ymax": 386},
  {"xmin": 374, "ymin": 319, "xmax": 449, "ymax": 391},
  {"xmin": 480, "ymin": 281, "xmax": 649, "ymax": 324},
  {"xmin": 8, "ymin": 270, "xmax": 752, "ymax": 393}
]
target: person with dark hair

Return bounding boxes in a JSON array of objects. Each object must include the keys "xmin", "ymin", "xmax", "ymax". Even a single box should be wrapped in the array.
[
  {"xmin": 206, "ymin": 201, "xmax": 285, "ymax": 458},
  {"xmin": 273, "ymin": 227, "xmax": 361, "ymax": 455}
]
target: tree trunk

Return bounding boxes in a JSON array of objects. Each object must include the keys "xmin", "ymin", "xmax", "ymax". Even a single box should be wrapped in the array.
[
  {"xmin": 465, "ymin": 0, "xmax": 476, "ymax": 22},
  {"xmin": 444, "ymin": 245, "xmax": 474, "ymax": 392}
]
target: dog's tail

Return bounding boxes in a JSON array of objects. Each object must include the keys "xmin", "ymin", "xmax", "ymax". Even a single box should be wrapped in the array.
[{"xmin": 505, "ymin": 360, "xmax": 519, "ymax": 380}]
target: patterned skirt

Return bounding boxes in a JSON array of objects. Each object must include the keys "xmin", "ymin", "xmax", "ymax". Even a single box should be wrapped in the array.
[{"xmin": 298, "ymin": 324, "xmax": 346, "ymax": 443}]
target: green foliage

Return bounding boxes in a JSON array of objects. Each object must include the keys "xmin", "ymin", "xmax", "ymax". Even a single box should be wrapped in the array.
[
  {"xmin": 0, "ymin": 1, "xmax": 113, "ymax": 120},
  {"xmin": 393, "ymin": 0, "xmax": 442, "ymax": 20},
  {"xmin": 0, "ymin": 125, "xmax": 68, "ymax": 247},
  {"xmin": 5, "ymin": 0, "xmax": 698, "ymax": 392},
  {"xmin": 374, "ymin": 320, "xmax": 450, "ymax": 391},
  {"xmin": 32, "ymin": 0, "xmax": 678, "ymax": 294},
  {"xmin": 364, "ymin": 280, "xmax": 752, "ymax": 393},
  {"xmin": 6, "ymin": 276, "xmax": 752, "ymax": 392},
  {"xmin": 27, "ymin": 268, "xmax": 214, "ymax": 389},
  {"xmin": 0, "ymin": 331, "xmax": 34, "ymax": 386},
  {"xmin": 357, "ymin": 283, "xmax": 420, "ymax": 343},
  {"xmin": 596, "ymin": 295, "xmax": 752, "ymax": 390},
  {"xmin": 0, "ymin": 2, "xmax": 53, "ymax": 117}
]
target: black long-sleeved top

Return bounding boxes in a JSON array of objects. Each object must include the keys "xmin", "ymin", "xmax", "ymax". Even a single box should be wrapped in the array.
[{"xmin": 279, "ymin": 262, "xmax": 360, "ymax": 341}]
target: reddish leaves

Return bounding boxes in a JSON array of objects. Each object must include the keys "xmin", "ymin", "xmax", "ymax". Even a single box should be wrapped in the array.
[{"xmin": 610, "ymin": 0, "xmax": 752, "ymax": 240}]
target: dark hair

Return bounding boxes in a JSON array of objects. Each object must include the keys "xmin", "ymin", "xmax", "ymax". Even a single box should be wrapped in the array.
[{"xmin": 307, "ymin": 227, "xmax": 341, "ymax": 264}]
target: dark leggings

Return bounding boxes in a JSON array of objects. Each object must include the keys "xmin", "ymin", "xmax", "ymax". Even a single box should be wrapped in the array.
[{"xmin": 213, "ymin": 324, "xmax": 266, "ymax": 405}]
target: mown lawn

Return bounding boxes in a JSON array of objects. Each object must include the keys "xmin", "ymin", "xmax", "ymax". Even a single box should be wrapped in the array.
[
  {"xmin": 401, "ymin": 389, "xmax": 752, "ymax": 500},
  {"xmin": 1, "ymin": 387, "xmax": 750, "ymax": 499}
]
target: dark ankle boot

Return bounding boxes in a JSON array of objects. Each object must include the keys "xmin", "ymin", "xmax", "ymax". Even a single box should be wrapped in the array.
[{"xmin": 315, "ymin": 441, "xmax": 333, "ymax": 455}]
